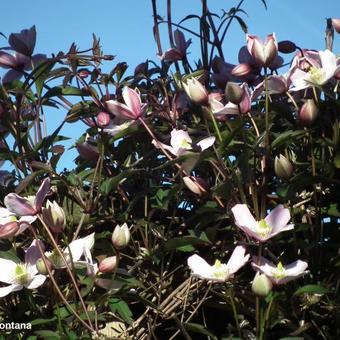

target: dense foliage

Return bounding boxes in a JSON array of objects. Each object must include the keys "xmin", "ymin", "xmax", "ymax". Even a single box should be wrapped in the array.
[{"xmin": 0, "ymin": 1, "xmax": 339, "ymax": 339}]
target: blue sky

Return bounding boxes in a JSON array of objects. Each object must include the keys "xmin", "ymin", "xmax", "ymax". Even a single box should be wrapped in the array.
[{"xmin": 1, "ymin": 0, "xmax": 340, "ymax": 171}]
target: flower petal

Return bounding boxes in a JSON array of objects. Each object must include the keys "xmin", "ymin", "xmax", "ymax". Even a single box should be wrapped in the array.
[
  {"xmin": 26, "ymin": 274, "xmax": 46, "ymax": 289},
  {"xmin": 226, "ymin": 245, "xmax": 250, "ymax": 275},
  {"xmin": 187, "ymin": 254, "xmax": 213, "ymax": 279},
  {"xmin": 197, "ymin": 136, "xmax": 215, "ymax": 151},
  {"xmin": 122, "ymin": 87, "xmax": 141, "ymax": 118},
  {"xmin": 0, "ymin": 284, "xmax": 22, "ymax": 297},
  {"xmin": 34, "ymin": 178, "xmax": 50, "ymax": 213},
  {"xmin": 265, "ymin": 205, "xmax": 292, "ymax": 235},
  {"xmin": 231, "ymin": 204, "xmax": 257, "ymax": 231},
  {"xmin": 0, "ymin": 258, "xmax": 17, "ymax": 284},
  {"xmin": 106, "ymin": 100, "xmax": 136, "ymax": 120},
  {"xmin": 4, "ymin": 193, "xmax": 36, "ymax": 216}
]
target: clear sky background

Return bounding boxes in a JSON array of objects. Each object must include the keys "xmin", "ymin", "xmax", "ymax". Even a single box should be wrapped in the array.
[{"xmin": 1, "ymin": 0, "xmax": 340, "ymax": 171}]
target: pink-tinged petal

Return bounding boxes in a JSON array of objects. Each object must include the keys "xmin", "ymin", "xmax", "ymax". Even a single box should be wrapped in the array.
[
  {"xmin": 251, "ymin": 256, "xmax": 276, "ymax": 277},
  {"xmin": 267, "ymin": 75, "xmax": 287, "ymax": 94},
  {"xmin": 239, "ymin": 83, "xmax": 251, "ymax": 113},
  {"xmin": 0, "ymin": 258, "xmax": 17, "ymax": 284},
  {"xmin": 268, "ymin": 55, "xmax": 284, "ymax": 70},
  {"xmin": 252, "ymin": 38, "xmax": 266, "ymax": 65},
  {"xmin": 319, "ymin": 49, "xmax": 337, "ymax": 83},
  {"xmin": 197, "ymin": 136, "xmax": 215, "ymax": 151},
  {"xmin": 239, "ymin": 46, "xmax": 254, "ymax": 64},
  {"xmin": 284, "ymin": 260, "xmax": 308, "ymax": 277},
  {"xmin": 0, "ymin": 283, "xmax": 22, "ymax": 297},
  {"xmin": 187, "ymin": 254, "xmax": 213, "ymax": 279},
  {"xmin": 106, "ymin": 100, "xmax": 136, "ymax": 120},
  {"xmin": 4, "ymin": 194, "xmax": 36, "ymax": 216},
  {"xmin": 34, "ymin": 178, "xmax": 50, "ymax": 213},
  {"xmin": 9, "ymin": 26, "xmax": 36, "ymax": 56},
  {"xmin": 160, "ymin": 48, "xmax": 183, "ymax": 62},
  {"xmin": 246, "ymin": 35, "xmax": 262, "ymax": 57},
  {"xmin": 170, "ymin": 129, "xmax": 192, "ymax": 151},
  {"xmin": 265, "ymin": 205, "xmax": 292, "ymax": 234},
  {"xmin": 0, "ymin": 222, "xmax": 19, "ymax": 238},
  {"xmin": 231, "ymin": 204, "xmax": 257, "ymax": 231},
  {"xmin": 289, "ymin": 68, "xmax": 309, "ymax": 91},
  {"xmin": 174, "ymin": 30, "xmax": 186, "ymax": 53},
  {"xmin": 0, "ymin": 51, "xmax": 17, "ymax": 69},
  {"xmin": 151, "ymin": 139, "xmax": 177, "ymax": 156},
  {"xmin": 25, "ymin": 239, "xmax": 44, "ymax": 270},
  {"xmin": 226, "ymin": 245, "xmax": 250, "ymax": 275},
  {"xmin": 26, "ymin": 274, "xmax": 46, "ymax": 289},
  {"xmin": 122, "ymin": 87, "xmax": 142, "ymax": 118},
  {"xmin": 2, "ymin": 69, "xmax": 23, "ymax": 83}
]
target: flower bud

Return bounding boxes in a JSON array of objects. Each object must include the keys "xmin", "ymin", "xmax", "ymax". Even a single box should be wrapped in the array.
[
  {"xmin": 182, "ymin": 78, "xmax": 209, "ymax": 106},
  {"xmin": 42, "ymin": 200, "xmax": 66, "ymax": 233},
  {"xmin": 36, "ymin": 257, "xmax": 54, "ymax": 275},
  {"xmin": 278, "ymin": 40, "xmax": 297, "ymax": 54},
  {"xmin": 231, "ymin": 63, "xmax": 252, "ymax": 77},
  {"xmin": 112, "ymin": 223, "xmax": 131, "ymax": 250},
  {"xmin": 332, "ymin": 18, "xmax": 340, "ymax": 34},
  {"xmin": 99, "ymin": 256, "xmax": 117, "ymax": 273},
  {"xmin": 76, "ymin": 142, "xmax": 100, "ymax": 162},
  {"xmin": 183, "ymin": 176, "xmax": 209, "ymax": 196},
  {"xmin": 299, "ymin": 99, "xmax": 319, "ymax": 126},
  {"xmin": 251, "ymin": 272, "xmax": 272, "ymax": 297},
  {"xmin": 97, "ymin": 111, "xmax": 110, "ymax": 127},
  {"xmin": 225, "ymin": 82, "xmax": 245, "ymax": 104},
  {"xmin": 274, "ymin": 154, "xmax": 294, "ymax": 180}
]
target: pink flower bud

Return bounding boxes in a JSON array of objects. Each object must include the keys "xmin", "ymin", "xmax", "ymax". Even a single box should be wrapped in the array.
[
  {"xmin": 278, "ymin": 40, "xmax": 297, "ymax": 54},
  {"xmin": 76, "ymin": 142, "xmax": 99, "ymax": 162},
  {"xmin": 225, "ymin": 82, "xmax": 245, "ymax": 104},
  {"xmin": 274, "ymin": 154, "xmax": 294, "ymax": 180},
  {"xmin": 183, "ymin": 78, "xmax": 209, "ymax": 106},
  {"xmin": 42, "ymin": 200, "xmax": 66, "ymax": 233},
  {"xmin": 299, "ymin": 99, "xmax": 319, "ymax": 126},
  {"xmin": 251, "ymin": 272, "xmax": 272, "ymax": 297},
  {"xmin": 247, "ymin": 33, "xmax": 278, "ymax": 67},
  {"xmin": 112, "ymin": 223, "xmax": 131, "ymax": 250},
  {"xmin": 332, "ymin": 18, "xmax": 340, "ymax": 34},
  {"xmin": 231, "ymin": 63, "xmax": 252, "ymax": 77},
  {"xmin": 183, "ymin": 176, "xmax": 209, "ymax": 196},
  {"xmin": 78, "ymin": 69, "xmax": 90, "ymax": 79},
  {"xmin": 99, "ymin": 256, "xmax": 117, "ymax": 273},
  {"xmin": 97, "ymin": 111, "xmax": 110, "ymax": 127}
]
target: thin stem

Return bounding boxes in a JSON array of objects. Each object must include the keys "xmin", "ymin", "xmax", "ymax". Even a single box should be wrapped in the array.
[{"xmin": 229, "ymin": 292, "xmax": 242, "ymax": 338}]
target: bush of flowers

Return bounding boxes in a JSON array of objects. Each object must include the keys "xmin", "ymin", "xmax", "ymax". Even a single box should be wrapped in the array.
[{"xmin": 0, "ymin": 2, "xmax": 339, "ymax": 339}]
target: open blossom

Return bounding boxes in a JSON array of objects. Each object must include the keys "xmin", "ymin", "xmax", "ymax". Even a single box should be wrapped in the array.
[
  {"xmin": 4, "ymin": 178, "xmax": 50, "ymax": 216},
  {"xmin": 0, "ymin": 240, "xmax": 46, "ymax": 297},
  {"xmin": 160, "ymin": 29, "xmax": 191, "ymax": 62},
  {"xmin": 106, "ymin": 87, "xmax": 147, "ymax": 120},
  {"xmin": 246, "ymin": 33, "xmax": 278, "ymax": 67},
  {"xmin": 251, "ymin": 256, "xmax": 309, "ymax": 285},
  {"xmin": 152, "ymin": 129, "xmax": 215, "ymax": 157},
  {"xmin": 0, "ymin": 207, "xmax": 36, "ymax": 238},
  {"xmin": 290, "ymin": 49, "xmax": 340, "ymax": 91},
  {"xmin": 231, "ymin": 204, "xmax": 294, "ymax": 242},
  {"xmin": 187, "ymin": 246, "xmax": 249, "ymax": 282},
  {"xmin": 46, "ymin": 233, "xmax": 95, "ymax": 269}
]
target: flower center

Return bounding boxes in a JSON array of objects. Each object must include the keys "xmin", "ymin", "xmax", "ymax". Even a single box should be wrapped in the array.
[
  {"xmin": 47, "ymin": 250, "xmax": 70, "ymax": 268},
  {"xmin": 272, "ymin": 261, "xmax": 286, "ymax": 279},
  {"xmin": 180, "ymin": 138, "xmax": 191, "ymax": 149},
  {"xmin": 211, "ymin": 260, "xmax": 229, "ymax": 280},
  {"xmin": 256, "ymin": 219, "xmax": 272, "ymax": 237},
  {"xmin": 0, "ymin": 215, "xmax": 17, "ymax": 225},
  {"xmin": 15, "ymin": 263, "xmax": 29, "ymax": 285},
  {"xmin": 308, "ymin": 67, "xmax": 326, "ymax": 85}
]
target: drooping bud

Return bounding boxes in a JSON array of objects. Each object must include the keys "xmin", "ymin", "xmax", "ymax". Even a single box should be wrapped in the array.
[
  {"xmin": 42, "ymin": 200, "xmax": 66, "ymax": 233},
  {"xmin": 36, "ymin": 257, "xmax": 54, "ymax": 275},
  {"xmin": 97, "ymin": 111, "xmax": 110, "ymax": 127},
  {"xmin": 183, "ymin": 176, "xmax": 209, "ymax": 196},
  {"xmin": 274, "ymin": 154, "xmax": 294, "ymax": 180},
  {"xmin": 278, "ymin": 40, "xmax": 297, "ymax": 54},
  {"xmin": 332, "ymin": 18, "xmax": 340, "ymax": 34},
  {"xmin": 251, "ymin": 272, "xmax": 272, "ymax": 297},
  {"xmin": 99, "ymin": 256, "xmax": 118, "ymax": 273},
  {"xmin": 299, "ymin": 99, "xmax": 319, "ymax": 126},
  {"xmin": 182, "ymin": 78, "xmax": 209, "ymax": 106},
  {"xmin": 231, "ymin": 63, "xmax": 252, "ymax": 77},
  {"xmin": 112, "ymin": 223, "xmax": 131, "ymax": 250},
  {"xmin": 225, "ymin": 82, "xmax": 245, "ymax": 104}
]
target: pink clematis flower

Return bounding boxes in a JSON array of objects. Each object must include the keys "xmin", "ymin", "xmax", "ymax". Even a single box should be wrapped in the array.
[
  {"xmin": 106, "ymin": 87, "xmax": 147, "ymax": 120},
  {"xmin": 289, "ymin": 49, "xmax": 340, "ymax": 91},
  {"xmin": 0, "ymin": 207, "xmax": 36, "ymax": 238},
  {"xmin": 9, "ymin": 26, "xmax": 36, "ymax": 56},
  {"xmin": 152, "ymin": 129, "xmax": 215, "ymax": 157},
  {"xmin": 251, "ymin": 256, "xmax": 309, "ymax": 285},
  {"xmin": 160, "ymin": 29, "xmax": 191, "ymax": 62},
  {"xmin": 0, "ymin": 240, "xmax": 46, "ymax": 297},
  {"xmin": 187, "ymin": 246, "xmax": 250, "ymax": 282},
  {"xmin": 4, "ymin": 178, "xmax": 50, "ymax": 216},
  {"xmin": 246, "ymin": 33, "xmax": 278, "ymax": 68},
  {"xmin": 231, "ymin": 204, "xmax": 294, "ymax": 242}
]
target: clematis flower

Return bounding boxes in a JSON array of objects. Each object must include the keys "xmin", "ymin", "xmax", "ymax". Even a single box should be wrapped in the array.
[
  {"xmin": 187, "ymin": 246, "xmax": 249, "ymax": 282},
  {"xmin": 0, "ymin": 207, "xmax": 36, "ymax": 238},
  {"xmin": 106, "ymin": 87, "xmax": 147, "ymax": 120},
  {"xmin": 182, "ymin": 78, "xmax": 209, "ymax": 106},
  {"xmin": 246, "ymin": 33, "xmax": 278, "ymax": 67},
  {"xmin": 231, "ymin": 204, "xmax": 294, "ymax": 242},
  {"xmin": 9, "ymin": 26, "xmax": 36, "ymax": 56},
  {"xmin": 46, "ymin": 233, "xmax": 95, "ymax": 269},
  {"xmin": 160, "ymin": 29, "xmax": 191, "ymax": 62},
  {"xmin": 290, "ymin": 49, "xmax": 340, "ymax": 91},
  {"xmin": 0, "ymin": 240, "xmax": 46, "ymax": 297},
  {"xmin": 152, "ymin": 129, "xmax": 215, "ymax": 157},
  {"xmin": 251, "ymin": 256, "xmax": 309, "ymax": 285},
  {"xmin": 4, "ymin": 178, "xmax": 50, "ymax": 216}
]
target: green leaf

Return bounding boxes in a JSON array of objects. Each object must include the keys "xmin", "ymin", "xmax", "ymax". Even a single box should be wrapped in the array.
[
  {"xmin": 271, "ymin": 130, "xmax": 305, "ymax": 149},
  {"xmin": 33, "ymin": 60, "xmax": 56, "ymax": 97},
  {"xmin": 43, "ymin": 86, "xmax": 90, "ymax": 99},
  {"xmin": 109, "ymin": 298, "xmax": 133, "ymax": 325},
  {"xmin": 294, "ymin": 284, "xmax": 329, "ymax": 296},
  {"xmin": 34, "ymin": 330, "xmax": 60, "ymax": 339},
  {"xmin": 334, "ymin": 151, "xmax": 340, "ymax": 168},
  {"xmin": 65, "ymin": 100, "xmax": 99, "ymax": 122},
  {"xmin": 184, "ymin": 322, "xmax": 217, "ymax": 339},
  {"xmin": 164, "ymin": 236, "xmax": 211, "ymax": 252},
  {"xmin": 30, "ymin": 317, "xmax": 57, "ymax": 326}
]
